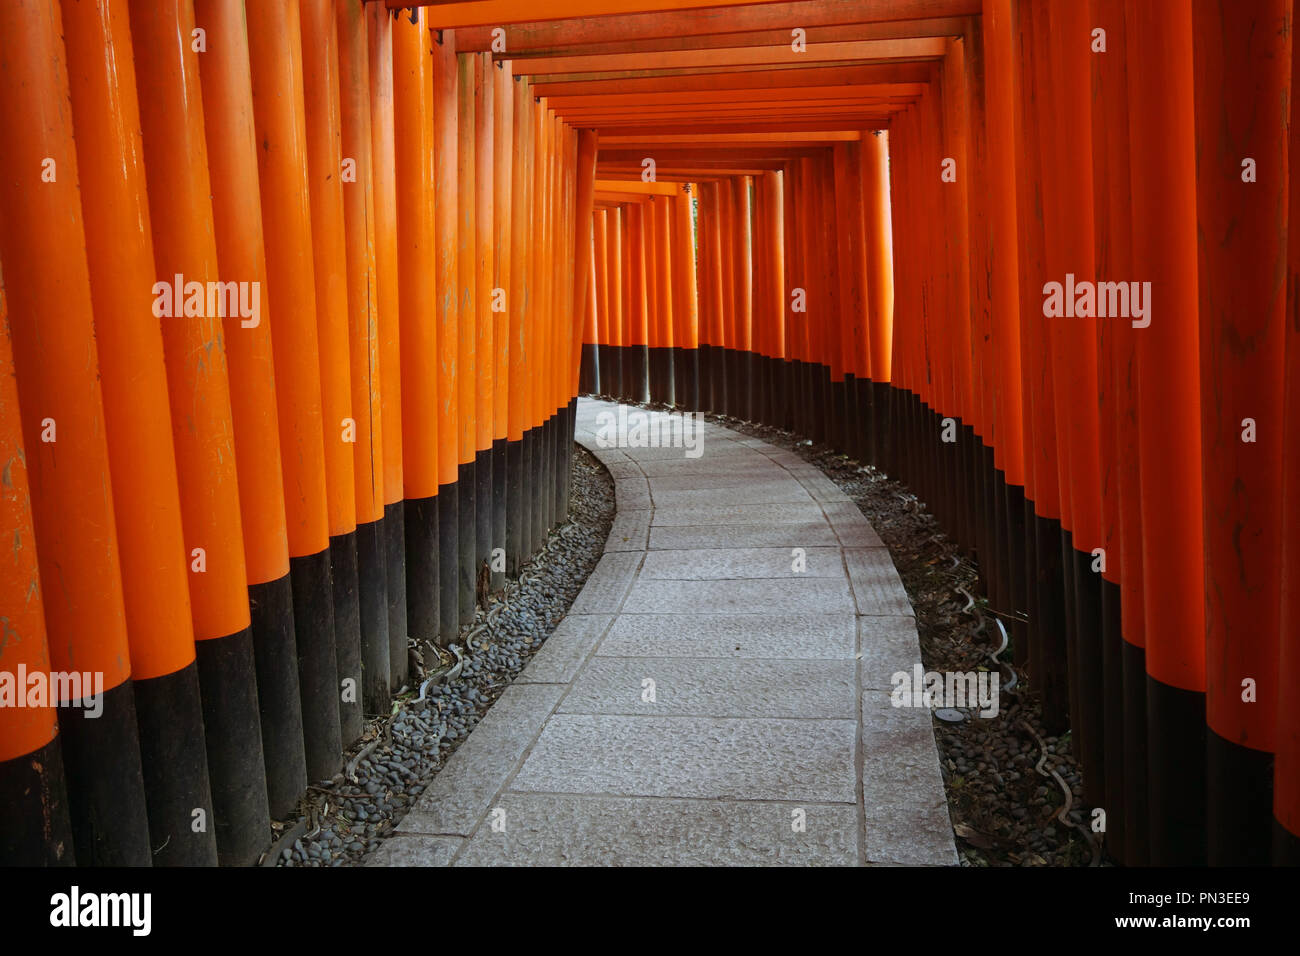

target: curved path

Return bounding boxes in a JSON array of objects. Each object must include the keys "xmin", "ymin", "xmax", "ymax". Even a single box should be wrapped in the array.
[{"xmin": 369, "ymin": 399, "xmax": 957, "ymax": 866}]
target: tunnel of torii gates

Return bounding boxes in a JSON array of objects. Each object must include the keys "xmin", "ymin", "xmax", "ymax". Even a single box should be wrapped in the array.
[{"xmin": 0, "ymin": 0, "xmax": 1298, "ymax": 870}]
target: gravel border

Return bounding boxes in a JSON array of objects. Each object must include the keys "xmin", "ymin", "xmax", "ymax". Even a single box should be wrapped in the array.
[{"xmin": 267, "ymin": 445, "xmax": 615, "ymax": 867}]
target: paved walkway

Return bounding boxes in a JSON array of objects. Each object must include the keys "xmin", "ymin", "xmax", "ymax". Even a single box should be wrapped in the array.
[{"xmin": 369, "ymin": 399, "xmax": 957, "ymax": 866}]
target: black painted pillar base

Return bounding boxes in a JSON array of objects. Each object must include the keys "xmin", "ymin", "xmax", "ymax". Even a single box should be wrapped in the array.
[
  {"xmin": 579, "ymin": 342, "xmax": 600, "ymax": 395},
  {"xmin": 491, "ymin": 437, "xmax": 507, "ymax": 591},
  {"xmin": 1099, "ymin": 576, "xmax": 1126, "ymax": 864},
  {"xmin": 384, "ymin": 500, "xmax": 409, "ymax": 693},
  {"xmin": 520, "ymin": 427, "xmax": 536, "ymax": 562},
  {"xmin": 1032, "ymin": 514, "xmax": 1070, "ymax": 735},
  {"xmin": 291, "ymin": 548, "xmax": 342, "ymax": 783},
  {"xmin": 247, "ymin": 574, "xmax": 306, "ymax": 819},
  {"xmin": 1121, "ymin": 637, "xmax": 1150, "ymax": 866},
  {"xmin": 436, "ymin": 483, "xmax": 459, "ymax": 645},
  {"xmin": 624, "ymin": 344, "xmax": 649, "ymax": 405},
  {"xmin": 356, "ymin": 516, "xmax": 390, "ymax": 717},
  {"xmin": 134, "ymin": 660, "xmax": 218, "ymax": 866},
  {"xmin": 331, "ymin": 531, "xmax": 364, "ymax": 747},
  {"xmin": 457, "ymin": 459, "xmax": 477, "ymax": 625},
  {"xmin": 1005, "ymin": 482, "xmax": 1029, "ymax": 671},
  {"xmin": 1146, "ymin": 676, "xmax": 1206, "ymax": 865},
  {"xmin": 195, "ymin": 628, "xmax": 272, "ymax": 866},
  {"xmin": 59, "ymin": 680, "xmax": 152, "ymax": 865},
  {"xmin": 1207, "ymin": 728, "xmax": 1274, "ymax": 865},
  {"xmin": 0, "ymin": 735, "xmax": 74, "ymax": 865},
  {"xmin": 1273, "ymin": 819, "xmax": 1300, "ymax": 864},
  {"xmin": 506, "ymin": 436, "xmax": 525, "ymax": 576},
  {"xmin": 476, "ymin": 444, "xmax": 493, "ymax": 589},
  {"xmin": 529, "ymin": 421, "xmax": 546, "ymax": 559},
  {"xmin": 1071, "ymin": 547, "xmax": 1105, "ymax": 807}
]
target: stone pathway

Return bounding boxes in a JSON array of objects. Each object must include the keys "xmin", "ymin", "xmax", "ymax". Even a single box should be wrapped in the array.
[{"xmin": 368, "ymin": 399, "xmax": 957, "ymax": 866}]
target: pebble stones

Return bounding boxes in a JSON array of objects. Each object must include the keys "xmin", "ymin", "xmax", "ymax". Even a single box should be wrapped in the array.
[{"xmin": 276, "ymin": 446, "xmax": 615, "ymax": 867}]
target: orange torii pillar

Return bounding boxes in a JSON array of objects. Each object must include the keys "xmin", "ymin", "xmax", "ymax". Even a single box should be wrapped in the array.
[
  {"xmin": 247, "ymin": 0, "xmax": 343, "ymax": 787},
  {"xmin": 473, "ymin": 52, "xmax": 495, "ymax": 601},
  {"xmin": 0, "ymin": 281, "xmax": 74, "ymax": 865},
  {"xmin": 1049, "ymin": 0, "xmax": 1107, "ymax": 810},
  {"xmin": 580, "ymin": 209, "xmax": 601, "ymax": 395},
  {"xmin": 531, "ymin": 101, "xmax": 554, "ymax": 542},
  {"xmin": 646, "ymin": 195, "xmax": 673, "ymax": 405},
  {"xmin": 1089, "ymin": 0, "xmax": 1145, "ymax": 866},
  {"xmin": 959, "ymin": 25, "xmax": 1001, "ymax": 621},
  {"xmin": 593, "ymin": 209, "xmax": 612, "ymax": 395},
  {"xmin": 506, "ymin": 71, "xmax": 533, "ymax": 571},
  {"xmin": 207, "ymin": 0, "xmax": 311, "ymax": 824},
  {"xmin": 606, "ymin": 207, "xmax": 626, "ymax": 401},
  {"xmin": 1128, "ymin": 0, "xmax": 1206, "ymax": 865},
  {"xmin": 367, "ymin": 2, "xmax": 409, "ymax": 693},
  {"xmin": 302, "ymin": 0, "xmax": 363, "ymax": 749},
  {"xmin": 527, "ymin": 99, "xmax": 549, "ymax": 546},
  {"xmin": 731, "ymin": 177, "xmax": 754, "ymax": 420},
  {"xmin": 0, "ymin": 0, "xmax": 150, "ymax": 865},
  {"xmin": 936, "ymin": 47, "xmax": 973, "ymax": 560},
  {"xmin": 72, "ymin": 0, "xmax": 222, "ymax": 868},
  {"xmin": 1280, "ymin": 10, "xmax": 1300, "ymax": 862},
  {"xmin": 1014, "ymin": 0, "xmax": 1069, "ymax": 734},
  {"xmin": 702, "ymin": 184, "xmax": 722, "ymax": 413},
  {"xmin": 715, "ymin": 179, "xmax": 737, "ymax": 417},
  {"xmin": 563, "ymin": 126, "xmax": 589, "ymax": 520},
  {"xmin": 982, "ymin": 0, "xmax": 1029, "ymax": 701},
  {"xmin": 456, "ymin": 50, "xmax": 479, "ymax": 624},
  {"xmin": 1193, "ymin": 0, "xmax": 1289, "ymax": 866},
  {"xmin": 861, "ymin": 131, "xmax": 894, "ymax": 472},
  {"xmin": 832, "ymin": 143, "xmax": 867, "ymax": 461},
  {"xmin": 625, "ymin": 201, "xmax": 651, "ymax": 404},
  {"xmin": 1086, "ymin": 0, "xmax": 1134, "ymax": 864},
  {"xmin": 672, "ymin": 185, "xmax": 701, "ymax": 412},
  {"xmin": 792, "ymin": 159, "xmax": 817, "ymax": 439},
  {"xmin": 337, "ymin": 0, "xmax": 391, "ymax": 719},
  {"xmin": 193, "ymin": 0, "xmax": 295, "ymax": 863},
  {"xmin": 432, "ymin": 28, "xmax": 461, "ymax": 641},
  {"xmin": 757, "ymin": 171, "xmax": 786, "ymax": 429},
  {"xmin": 392, "ymin": 8, "xmax": 441, "ymax": 653},
  {"xmin": 137, "ymin": 0, "xmax": 286, "ymax": 866},
  {"xmin": 491, "ymin": 59, "xmax": 514, "ymax": 591},
  {"xmin": 582, "ymin": 238, "xmax": 600, "ymax": 396},
  {"xmin": 702, "ymin": 182, "xmax": 729, "ymax": 415}
]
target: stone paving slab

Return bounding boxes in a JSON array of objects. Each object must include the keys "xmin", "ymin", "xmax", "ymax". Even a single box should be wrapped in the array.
[
  {"xmin": 614, "ymin": 476, "xmax": 653, "ymax": 510},
  {"xmin": 373, "ymin": 400, "xmax": 956, "ymax": 867},
  {"xmin": 518, "ymin": 614, "xmax": 613, "ymax": 684},
  {"xmin": 639, "ymin": 546, "xmax": 845, "ymax": 579},
  {"xmin": 646, "ymin": 472, "xmax": 812, "ymax": 492},
  {"xmin": 620, "ymin": 577, "xmax": 856, "ymax": 615},
  {"xmin": 453, "ymin": 794, "xmax": 858, "ymax": 866},
  {"xmin": 648, "ymin": 501, "xmax": 831, "ymax": 527},
  {"xmin": 650, "ymin": 486, "xmax": 814, "ymax": 509},
  {"xmin": 648, "ymin": 520, "xmax": 840, "ymax": 550},
  {"xmin": 511, "ymin": 714, "xmax": 859, "ymax": 803},
  {"xmin": 604, "ymin": 509, "xmax": 652, "ymax": 552},
  {"xmin": 604, "ymin": 460, "xmax": 646, "ymax": 480},
  {"xmin": 858, "ymin": 616, "xmax": 928, "ymax": 690},
  {"xmin": 635, "ymin": 456, "xmax": 783, "ymax": 478},
  {"xmin": 596, "ymin": 612, "xmax": 857, "ymax": 659},
  {"xmin": 365, "ymin": 834, "xmax": 461, "ymax": 867},
  {"xmin": 558, "ymin": 658, "xmax": 858, "ymax": 718},
  {"xmin": 619, "ymin": 441, "xmax": 755, "ymax": 461},
  {"xmin": 567, "ymin": 551, "xmax": 642, "ymax": 613},
  {"xmin": 845, "ymin": 548, "xmax": 916, "ymax": 617}
]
